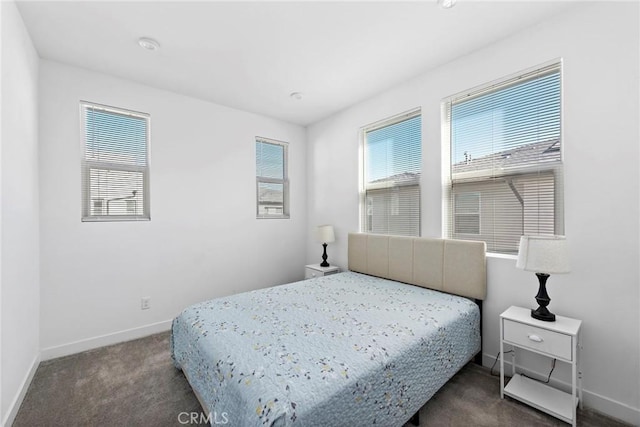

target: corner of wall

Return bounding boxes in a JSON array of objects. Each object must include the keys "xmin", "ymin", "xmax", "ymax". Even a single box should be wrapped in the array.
[
  {"xmin": 1, "ymin": 0, "xmax": 42, "ymax": 422},
  {"xmin": 1, "ymin": 354, "xmax": 40, "ymax": 427}
]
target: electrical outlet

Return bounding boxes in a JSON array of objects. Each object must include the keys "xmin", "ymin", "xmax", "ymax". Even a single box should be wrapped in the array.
[{"xmin": 141, "ymin": 297, "xmax": 151, "ymax": 310}]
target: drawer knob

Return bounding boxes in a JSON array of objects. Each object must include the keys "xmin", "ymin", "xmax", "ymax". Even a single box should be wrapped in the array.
[{"xmin": 528, "ymin": 334, "xmax": 543, "ymax": 343}]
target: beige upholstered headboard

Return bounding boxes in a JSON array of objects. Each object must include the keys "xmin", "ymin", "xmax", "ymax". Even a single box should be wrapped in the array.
[{"xmin": 348, "ymin": 233, "xmax": 487, "ymax": 300}]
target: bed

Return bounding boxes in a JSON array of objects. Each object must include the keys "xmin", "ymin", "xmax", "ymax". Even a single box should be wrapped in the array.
[{"xmin": 171, "ymin": 233, "xmax": 486, "ymax": 426}]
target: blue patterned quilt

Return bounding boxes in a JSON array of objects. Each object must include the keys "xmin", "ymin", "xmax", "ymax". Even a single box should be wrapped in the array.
[{"xmin": 171, "ymin": 272, "xmax": 480, "ymax": 427}]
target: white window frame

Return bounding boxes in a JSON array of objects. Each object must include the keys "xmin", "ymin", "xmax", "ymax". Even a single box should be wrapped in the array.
[
  {"xmin": 442, "ymin": 60, "xmax": 563, "ymax": 254},
  {"xmin": 80, "ymin": 101, "xmax": 151, "ymax": 222},
  {"xmin": 359, "ymin": 108, "xmax": 421, "ymax": 237},
  {"xmin": 256, "ymin": 137, "xmax": 289, "ymax": 219}
]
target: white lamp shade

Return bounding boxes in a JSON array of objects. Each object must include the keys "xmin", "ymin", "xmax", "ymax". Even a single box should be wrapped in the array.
[
  {"xmin": 516, "ymin": 235, "xmax": 570, "ymax": 274},
  {"xmin": 315, "ymin": 225, "xmax": 335, "ymax": 244}
]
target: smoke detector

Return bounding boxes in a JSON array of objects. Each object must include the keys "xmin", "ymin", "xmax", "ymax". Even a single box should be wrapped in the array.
[{"xmin": 138, "ymin": 37, "xmax": 160, "ymax": 51}]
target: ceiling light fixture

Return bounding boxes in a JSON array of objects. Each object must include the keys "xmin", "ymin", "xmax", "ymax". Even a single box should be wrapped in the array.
[
  {"xmin": 438, "ymin": 0, "xmax": 456, "ymax": 9},
  {"xmin": 290, "ymin": 92, "xmax": 303, "ymax": 100},
  {"xmin": 138, "ymin": 37, "xmax": 160, "ymax": 51}
]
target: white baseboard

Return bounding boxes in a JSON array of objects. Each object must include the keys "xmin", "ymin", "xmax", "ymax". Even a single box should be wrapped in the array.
[
  {"xmin": 482, "ymin": 352, "xmax": 640, "ymax": 426},
  {"xmin": 3, "ymin": 353, "xmax": 40, "ymax": 427},
  {"xmin": 581, "ymin": 387, "xmax": 640, "ymax": 427},
  {"xmin": 40, "ymin": 319, "xmax": 173, "ymax": 361}
]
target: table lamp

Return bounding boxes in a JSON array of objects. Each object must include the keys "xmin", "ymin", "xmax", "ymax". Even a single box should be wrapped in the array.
[
  {"xmin": 516, "ymin": 235, "xmax": 570, "ymax": 322},
  {"xmin": 315, "ymin": 225, "xmax": 335, "ymax": 267}
]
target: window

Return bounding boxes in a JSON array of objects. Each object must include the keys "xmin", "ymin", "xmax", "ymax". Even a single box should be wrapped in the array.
[
  {"xmin": 81, "ymin": 102, "xmax": 150, "ymax": 221},
  {"xmin": 443, "ymin": 62, "xmax": 563, "ymax": 254},
  {"xmin": 361, "ymin": 109, "xmax": 421, "ymax": 236},
  {"xmin": 256, "ymin": 137, "xmax": 289, "ymax": 218},
  {"xmin": 454, "ymin": 193, "xmax": 480, "ymax": 235}
]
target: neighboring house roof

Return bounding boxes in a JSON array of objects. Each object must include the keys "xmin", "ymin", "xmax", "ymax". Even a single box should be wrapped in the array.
[
  {"xmin": 258, "ymin": 187, "xmax": 283, "ymax": 204},
  {"xmin": 369, "ymin": 172, "xmax": 420, "ymax": 186},
  {"xmin": 452, "ymin": 139, "xmax": 560, "ymax": 174}
]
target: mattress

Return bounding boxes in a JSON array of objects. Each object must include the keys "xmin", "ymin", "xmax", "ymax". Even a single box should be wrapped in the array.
[{"xmin": 171, "ymin": 271, "xmax": 480, "ymax": 427}]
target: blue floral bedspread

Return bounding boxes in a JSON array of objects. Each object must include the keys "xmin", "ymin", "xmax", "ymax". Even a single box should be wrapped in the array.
[{"xmin": 171, "ymin": 272, "xmax": 480, "ymax": 427}]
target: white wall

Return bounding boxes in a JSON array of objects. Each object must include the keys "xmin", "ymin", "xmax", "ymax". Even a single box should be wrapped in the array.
[
  {"xmin": 1, "ymin": 1, "xmax": 40, "ymax": 424},
  {"xmin": 306, "ymin": 3, "xmax": 639, "ymax": 424},
  {"xmin": 39, "ymin": 60, "xmax": 307, "ymax": 356}
]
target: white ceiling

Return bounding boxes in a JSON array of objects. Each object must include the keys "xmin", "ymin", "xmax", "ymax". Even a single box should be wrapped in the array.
[{"xmin": 17, "ymin": 1, "xmax": 578, "ymax": 126}]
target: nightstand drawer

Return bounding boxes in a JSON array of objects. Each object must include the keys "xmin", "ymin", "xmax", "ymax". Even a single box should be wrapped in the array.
[
  {"xmin": 503, "ymin": 319, "xmax": 573, "ymax": 360},
  {"xmin": 305, "ymin": 264, "xmax": 340, "ymax": 279},
  {"xmin": 305, "ymin": 268, "xmax": 320, "ymax": 279}
]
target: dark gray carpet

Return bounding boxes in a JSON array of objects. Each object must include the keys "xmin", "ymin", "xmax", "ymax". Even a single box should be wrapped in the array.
[{"xmin": 13, "ymin": 332, "xmax": 629, "ymax": 427}]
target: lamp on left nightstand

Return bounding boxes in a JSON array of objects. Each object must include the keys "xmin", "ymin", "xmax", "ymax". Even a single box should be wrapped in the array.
[{"xmin": 315, "ymin": 225, "xmax": 335, "ymax": 267}]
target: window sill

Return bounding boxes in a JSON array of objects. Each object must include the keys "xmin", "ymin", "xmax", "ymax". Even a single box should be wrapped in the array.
[
  {"xmin": 487, "ymin": 252, "xmax": 518, "ymax": 261},
  {"xmin": 82, "ymin": 216, "xmax": 150, "ymax": 222},
  {"xmin": 257, "ymin": 215, "xmax": 290, "ymax": 220}
]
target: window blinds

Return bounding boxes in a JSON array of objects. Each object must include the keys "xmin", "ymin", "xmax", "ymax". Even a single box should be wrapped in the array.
[
  {"xmin": 256, "ymin": 137, "xmax": 289, "ymax": 218},
  {"xmin": 81, "ymin": 102, "xmax": 150, "ymax": 221},
  {"xmin": 362, "ymin": 110, "xmax": 421, "ymax": 236},
  {"xmin": 444, "ymin": 63, "xmax": 563, "ymax": 254}
]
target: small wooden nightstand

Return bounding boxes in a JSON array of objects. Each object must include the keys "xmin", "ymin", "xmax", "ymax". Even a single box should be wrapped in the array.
[
  {"xmin": 500, "ymin": 306, "xmax": 582, "ymax": 426},
  {"xmin": 304, "ymin": 264, "xmax": 340, "ymax": 279}
]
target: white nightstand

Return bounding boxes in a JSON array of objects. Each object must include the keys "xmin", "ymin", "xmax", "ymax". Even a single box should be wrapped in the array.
[
  {"xmin": 304, "ymin": 264, "xmax": 340, "ymax": 279},
  {"xmin": 500, "ymin": 306, "xmax": 582, "ymax": 426}
]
